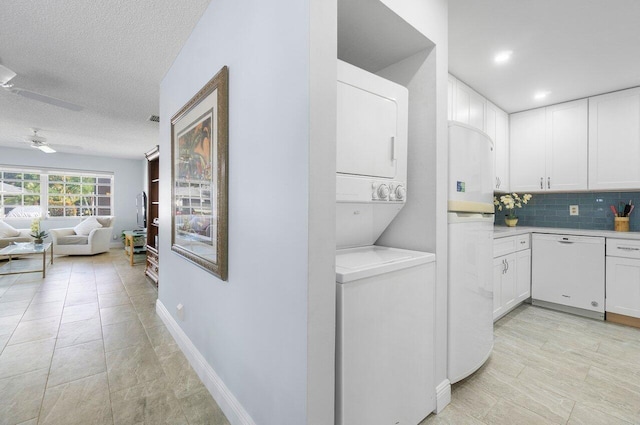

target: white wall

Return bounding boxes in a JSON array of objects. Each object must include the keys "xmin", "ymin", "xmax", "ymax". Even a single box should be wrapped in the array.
[
  {"xmin": 158, "ymin": 1, "xmax": 336, "ymax": 424},
  {"xmin": 0, "ymin": 146, "xmax": 145, "ymax": 238},
  {"xmin": 378, "ymin": 0, "xmax": 450, "ymax": 405}
]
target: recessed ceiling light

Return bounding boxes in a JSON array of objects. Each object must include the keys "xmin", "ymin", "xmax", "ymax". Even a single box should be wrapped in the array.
[
  {"xmin": 534, "ymin": 91, "xmax": 551, "ymax": 100},
  {"xmin": 494, "ymin": 51, "xmax": 513, "ymax": 64}
]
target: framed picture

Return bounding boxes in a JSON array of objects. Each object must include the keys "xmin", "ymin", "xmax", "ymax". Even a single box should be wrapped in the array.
[{"xmin": 171, "ymin": 66, "xmax": 228, "ymax": 280}]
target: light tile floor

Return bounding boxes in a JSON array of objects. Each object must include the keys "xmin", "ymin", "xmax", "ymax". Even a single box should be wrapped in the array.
[
  {"xmin": 0, "ymin": 250, "xmax": 230, "ymax": 425},
  {"xmin": 422, "ymin": 303, "xmax": 640, "ymax": 425}
]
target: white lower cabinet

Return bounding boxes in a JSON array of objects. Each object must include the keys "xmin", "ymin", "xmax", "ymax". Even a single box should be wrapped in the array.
[
  {"xmin": 493, "ymin": 234, "xmax": 531, "ymax": 321},
  {"xmin": 606, "ymin": 238, "xmax": 640, "ymax": 319}
]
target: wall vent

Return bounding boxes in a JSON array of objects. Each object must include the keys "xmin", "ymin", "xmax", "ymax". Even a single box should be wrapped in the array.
[{"xmin": 148, "ymin": 115, "xmax": 160, "ymax": 123}]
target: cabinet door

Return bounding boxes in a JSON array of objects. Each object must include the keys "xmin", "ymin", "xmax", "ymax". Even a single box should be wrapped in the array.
[
  {"xmin": 493, "ymin": 257, "xmax": 506, "ymax": 320},
  {"xmin": 515, "ymin": 249, "xmax": 531, "ymax": 302},
  {"xmin": 606, "ymin": 256, "xmax": 640, "ymax": 318},
  {"xmin": 545, "ymin": 99, "xmax": 588, "ymax": 191},
  {"xmin": 589, "ymin": 87, "xmax": 640, "ymax": 190},
  {"xmin": 510, "ymin": 108, "xmax": 546, "ymax": 192},
  {"xmin": 502, "ymin": 254, "xmax": 517, "ymax": 312},
  {"xmin": 486, "ymin": 102, "xmax": 507, "ymax": 191},
  {"xmin": 455, "ymin": 80, "xmax": 486, "ymax": 132},
  {"xmin": 447, "ymin": 74, "xmax": 455, "ymax": 121},
  {"xmin": 495, "ymin": 108, "xmax": 509, "ymax": 191}
]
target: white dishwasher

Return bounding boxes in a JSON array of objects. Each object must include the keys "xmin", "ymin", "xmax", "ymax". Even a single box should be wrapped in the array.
[{"xmin": 531, "ymin": 233, "xmax": 605, "ymax": 320}]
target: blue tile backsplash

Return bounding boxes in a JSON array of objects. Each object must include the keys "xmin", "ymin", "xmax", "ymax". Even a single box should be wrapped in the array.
[{"xmin": 494, "ymin": 191, "xmax": 640, "ymax": 231}]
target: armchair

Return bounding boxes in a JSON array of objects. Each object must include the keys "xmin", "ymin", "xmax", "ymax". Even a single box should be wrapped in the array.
[{"xmin": 51, "ymin": 216, "xmax": 115, "ymax": 256}]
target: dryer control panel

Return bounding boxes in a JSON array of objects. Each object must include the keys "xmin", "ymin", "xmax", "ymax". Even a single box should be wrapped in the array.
[
  {"xmin": 372, "ymin": 181, "xmax": 406, "ymax": 202},
  {"xmin": 337, "ymin": 175, "xmax": 406, "ymax": 203}
]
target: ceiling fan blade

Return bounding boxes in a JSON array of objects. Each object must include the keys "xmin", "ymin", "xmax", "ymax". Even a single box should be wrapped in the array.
[
  {"xmin": 10, "ymin": 87, "xmax": 83, "ymax": 111},
  {"xmin": 35, "ymin": 144, "xmax": 56, "ymax": 153}
]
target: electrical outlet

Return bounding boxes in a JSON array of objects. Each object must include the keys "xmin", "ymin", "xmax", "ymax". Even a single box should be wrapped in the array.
[
  {"xmin": 113, "ymin": 235, "xmax": 118, "ymax": 240},
  {"xmin": 570, "ymin": 205, "xmax": 579, "ymax": 216},
  {"xmin": 176, "ymin": 303, "xmax": 185, "ymax": 321}
]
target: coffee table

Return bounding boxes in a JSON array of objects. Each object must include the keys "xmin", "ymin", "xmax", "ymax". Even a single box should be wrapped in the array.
[{"xmin": 0, "ymin": 242, "xmax": 54, "ymax": 278}]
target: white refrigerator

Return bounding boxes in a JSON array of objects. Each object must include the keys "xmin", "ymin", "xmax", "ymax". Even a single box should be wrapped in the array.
[{"xmin": 447, "ymin": 121, "xmax": 495, "ymax": 384}]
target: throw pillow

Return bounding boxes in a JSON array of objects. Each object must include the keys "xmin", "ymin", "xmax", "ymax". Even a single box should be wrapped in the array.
[
  {"xmin": 74, "ymin": 217, "xmax": 103, "ymax": 236},
  {"xmin": 0, "ymin": 221, "xmax": 20, "ymax": 238},
  {"xmin": 95, "ymin": 216, "xmax": 113, "ymax": 228}
]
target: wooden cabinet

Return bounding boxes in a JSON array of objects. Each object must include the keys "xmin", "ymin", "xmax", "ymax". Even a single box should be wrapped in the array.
[
  {"xmin": 486, "ymin": 101, "xmax": 509, "ymax": 191},
  {"xmin": 606, "ymin": 238, "xmax": 640, "ymax": 322},
  {"xmin": 493, "ymin": 234, "xmax": 531, "ymax": 321},
  {"xmin": 145, "ymin": 146, "xmax": 159, "ymax": 285},
  {"xmin": 510, "ymin": 99, "xmax": 588, "ymax": 192},
  {"xmin": 589, "ymin": 87, "xmax": 640, "ymax": 190}
]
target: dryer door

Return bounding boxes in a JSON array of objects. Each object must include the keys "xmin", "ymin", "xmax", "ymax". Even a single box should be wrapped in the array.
[{"xmin": 337, "ymin": 81, "xmax": 398, "ymax": 178}]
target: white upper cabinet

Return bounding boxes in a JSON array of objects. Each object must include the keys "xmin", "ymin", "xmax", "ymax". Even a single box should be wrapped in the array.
[
  {"xmin": 510, "ymin": 108, "xmax": 546, "ymax": 191},
  {"xmin": 545, "ymin": 99, "xmax": 588, "ymax": 191},
  {"xmin": 486, "ymin": 101, "xmax": 509, "ymax": 191},
  {"xmin": 588, "ymin": 87, "xmax": 640, "ymax": 190},
  {"xmin": 447, "ymin": 74, "xmax": 455, "ymax": 121},
  {"xmin": 448, "ymin": 74, "xmax": 509, "ymax": 192},
  {"xmin": 510, "ymin": 99, "xmax": 588, "ymax": 192},
  {"xmin": 454, "ymin": 79, "xmax": 486, "ymax": 132}
]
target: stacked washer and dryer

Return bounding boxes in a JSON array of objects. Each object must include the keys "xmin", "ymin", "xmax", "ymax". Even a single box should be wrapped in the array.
[{"xmin": 334, "ymin": 61, "xmax": 436, "ymax": 425}]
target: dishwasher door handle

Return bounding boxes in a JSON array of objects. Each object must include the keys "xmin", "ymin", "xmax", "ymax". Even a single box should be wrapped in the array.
[{"xmin": 557, "ymin": 240, "xmax": 574, "ymax": 244}]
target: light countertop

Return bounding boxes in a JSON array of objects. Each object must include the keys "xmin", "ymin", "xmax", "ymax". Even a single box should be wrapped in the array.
[{"xmin": 494, "ymin": 226, "xmax": 640, "ymax": 240}]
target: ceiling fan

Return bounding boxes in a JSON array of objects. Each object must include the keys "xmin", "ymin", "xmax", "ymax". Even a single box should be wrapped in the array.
[
  {"xmin": 24, "ymin": 129, "xmax": 56, "ymax": 153},
  {"xmin": 0, "ymin": 64, "xmax": 83, "ymax": 111}
]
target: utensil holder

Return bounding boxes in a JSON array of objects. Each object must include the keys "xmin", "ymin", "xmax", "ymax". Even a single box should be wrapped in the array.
[{"xmin": 614, "ymin": 217, "xmax": 629, "ymax": 232}]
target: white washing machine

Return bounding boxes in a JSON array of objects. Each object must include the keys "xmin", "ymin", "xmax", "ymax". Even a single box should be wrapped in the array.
[
  {"xmin": 336, "ymin": 246, "xmax": 435, "ymax": 425},
  {"xmin": 334, "ymin": 61, "xmax": 436, "ymax": 424}
]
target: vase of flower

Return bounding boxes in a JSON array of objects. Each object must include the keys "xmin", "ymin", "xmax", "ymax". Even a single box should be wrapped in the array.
[
  {"xmin": 504, "ymin": 217, "xmax": 519, "ymax": 227},
  {"xmin": 30, "ymin": 218, "xmax": 48, "ymax": 246},
  {"xmin": 494, "ymin": 193, "xmax": 532, "ymax": 228}
]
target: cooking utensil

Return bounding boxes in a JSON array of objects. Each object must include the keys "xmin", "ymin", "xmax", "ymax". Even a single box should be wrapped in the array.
[
  {"xmin": 623, "ymin": 203, "xmax": 631, "ymax": 217},
  {"xmin": 610, "ymin": 205, "xmax": 618, "ymax": 216}
]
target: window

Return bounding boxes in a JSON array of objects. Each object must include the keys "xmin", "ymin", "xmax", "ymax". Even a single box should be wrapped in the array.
[
  {"xmin": 0, "ymin": 170, "xmax": 42, "ymax": 217},
  {"xmin": 0, "ymin": 167, "xmax": 113, "ymax": 218}
]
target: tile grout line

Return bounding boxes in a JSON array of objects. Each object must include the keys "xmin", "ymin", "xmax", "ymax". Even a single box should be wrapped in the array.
[{"xmin": 35, "ymin": 257, "xmax": 72, "ymax": 425}]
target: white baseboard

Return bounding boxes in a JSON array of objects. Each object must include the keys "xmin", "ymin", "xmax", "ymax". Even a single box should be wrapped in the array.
[
  {"xmin": 156, "ymin": 300, "xmax": 256, "ymax": 425},
  {"xmin": 435, "ymin": 379, "xmax": 451, "ymax": 414}
]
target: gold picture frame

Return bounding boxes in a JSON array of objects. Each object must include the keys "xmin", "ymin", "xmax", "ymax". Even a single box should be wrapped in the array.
[{"xmin": 171, "ymin": 66, "xmax": 228, "ymax": 280}]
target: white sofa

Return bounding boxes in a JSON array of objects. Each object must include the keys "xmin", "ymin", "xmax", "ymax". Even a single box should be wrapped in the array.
[
  {"xmin": 51, "ymin": 216, "xmax": 115, "ymax": 256},
  {"xmin": 0, "ymin": 228, "xmax": 33, "ymax": 250}
]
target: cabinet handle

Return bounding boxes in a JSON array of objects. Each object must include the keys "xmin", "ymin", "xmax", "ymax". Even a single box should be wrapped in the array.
[
  {"xmin": 547, "ymin": 177, "xmax": 551, "ymax": 189},
  {"xmin": 502, "ymin": 259, "xmax": 506, "ymax": 274},
  {"xmin": 617, "ymin": 246, "xmax": 640, "ymax": 251},
  {"xmin": 540, "ymin": 177, "xmax": 543, "ymax": 189},
  {"xmin": 505, "ymin": 259, "xmax": 509, "ymax": 272}
]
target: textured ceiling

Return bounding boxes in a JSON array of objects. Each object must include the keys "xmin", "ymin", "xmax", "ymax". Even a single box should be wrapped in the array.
[
  {"xmin": 449, "ymin": 0, "xmax": 640, "ymax": 113},
  {"xmin": 0, "ymin": 0, "xmax": 211, "ymax": 159}
]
